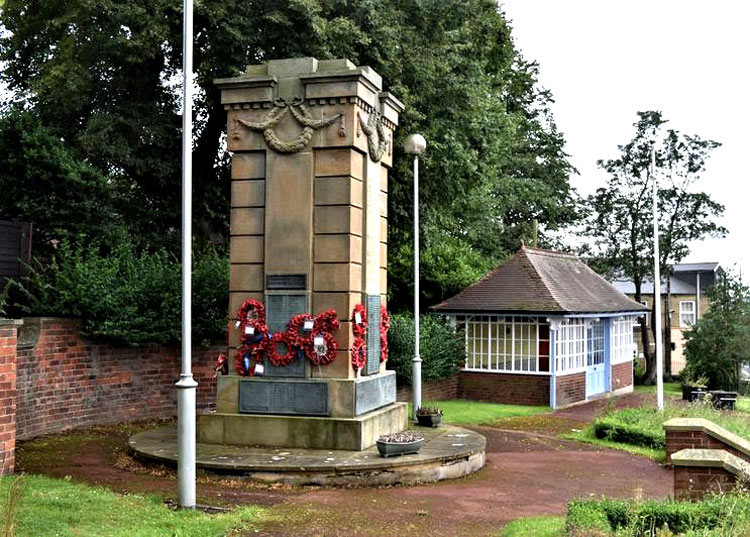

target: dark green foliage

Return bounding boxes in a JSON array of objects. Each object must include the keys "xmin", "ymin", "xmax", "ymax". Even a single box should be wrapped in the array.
[
  {"xmin": 593, "ymin": 415, "xmax": 666, "ymax": 449},
  {"xmin": 684, "ymin": 272, "xmax": 750, "ymax": 391},
  {"xmin": 10, "ymin": 238, "xmax": 228, "ymax": 346},
  {"xmin": 386, "ymin": 313, "xmax": 463, "ymax": 383},
  {"xmin": 566, "ymin": 495, "xmax": 750, "ymax": 536},
  {"xmin": 0, "ymin": 0, "xmax": 578, "ymax": 314}
]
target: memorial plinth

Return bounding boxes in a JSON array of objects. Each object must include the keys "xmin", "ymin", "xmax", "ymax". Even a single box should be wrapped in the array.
[{"xmin": 199, "ymin": 57, "xmax": 407, "ymax": 450}]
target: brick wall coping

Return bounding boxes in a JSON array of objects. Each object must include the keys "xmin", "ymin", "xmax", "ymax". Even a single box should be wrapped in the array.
[
  {"xmin": 0, "ymin": 319, "xmax": 23, "ymax": 327},
  {"xmin": 664, "ymin": 418, "xmax": 750, "ymax": 458},
  {"xmin": 671, "ymin": 448, "xmax": 750, "ymax": 479}
]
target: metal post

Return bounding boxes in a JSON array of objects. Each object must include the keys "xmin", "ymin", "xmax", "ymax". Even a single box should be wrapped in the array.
[
  {"xmin": 652, "ymin": 145, "xmax": 664, "ymax": 410},
  {"xmin": 403, "ymin": 134, "xmax": 426, "ymax": 421},
  {"xmin": 176, "ymin": 0, "xmax": 198, "ymax": 508},
  {"xmin": 412, "ymin": 154, "xmax": 421, "ymax": 420}
]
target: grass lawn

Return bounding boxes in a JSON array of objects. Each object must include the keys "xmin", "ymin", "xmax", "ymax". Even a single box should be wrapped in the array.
[
  {"xmin": 411, "ymin": 399, "xmax": 549, "ymax": 426},
  {"xmin": 499, "ymin": 516, "xmax": 565, "ymax": 537},
  {"xmin": 561, "ymin": 430, "xmax": 666, "ymax": 462},
  {"xmin": 634, "ymin": 381, "xmax": 682, "ymax": 396},
  {"xmin": 0, "ymin": 474, "xmax": 265, "ymax": 537}
]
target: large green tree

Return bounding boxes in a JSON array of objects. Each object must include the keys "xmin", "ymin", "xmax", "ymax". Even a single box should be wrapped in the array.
[
  {"xmin": 585, "ymin": 111, "xmax": 726, "ymax": 382},
  {"xmin": 0, "ymin": 0, "xmax": 578, "ymax": 312}
]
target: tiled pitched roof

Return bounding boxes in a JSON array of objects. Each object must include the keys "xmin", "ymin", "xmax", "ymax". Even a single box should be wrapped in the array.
[{"xmin": 433, "ymin": 246, "xmax": 648, "ymax": 315}]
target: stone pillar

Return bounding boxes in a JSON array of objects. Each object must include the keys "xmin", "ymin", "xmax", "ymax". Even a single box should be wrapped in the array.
[{"xmin": 201, "ymin": 58, "xmax": 406, "ymax": 450}]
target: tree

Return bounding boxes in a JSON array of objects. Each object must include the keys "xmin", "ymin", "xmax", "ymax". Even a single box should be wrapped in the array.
[
  {"xmin": 0, "ymin": 0, "xmax": 578, "ymax": 313},
  {"xmin": 683, "ymin": 272, "xmax": 750, "ymax": 390},
  {"xmin": 585, "ymin": 111, "xmax": 727, "ymax": 383}
]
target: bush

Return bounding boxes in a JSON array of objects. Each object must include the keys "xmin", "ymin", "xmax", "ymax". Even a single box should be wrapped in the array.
[
  {"xmin": 10, "ymin": 237, "xmax": 228, "ymax": 346},
  {"xmin": 567, "ymin": 494, "xmax": 750, "ymax": 536},
  {"xmin": 386, "ymin": 313, "xmax": 463, "ymax": 383}
]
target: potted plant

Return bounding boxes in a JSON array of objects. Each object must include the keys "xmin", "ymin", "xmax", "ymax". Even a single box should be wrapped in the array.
[
  {"xmin": 376, "ymin": 432, "xmax": 424, "ymax": 458},
  {"xmin": 682, "ymin": 375, "xmax": 709, "ymax": 401},
  {"xmin": 415, "ymin": 404, "xmax": 443, "ymax": 427}
]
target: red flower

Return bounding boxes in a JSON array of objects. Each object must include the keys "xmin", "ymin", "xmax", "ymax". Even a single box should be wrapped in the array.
[
  {"xmin": 350, "ymin": 337, "xmax": 367, "ymax": 371},
  {"xmin": 304, "ymin": 331, "xmax": 339, "ymax": 366}
]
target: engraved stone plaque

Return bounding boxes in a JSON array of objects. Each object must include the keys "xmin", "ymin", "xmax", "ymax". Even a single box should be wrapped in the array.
[
  {"xmin": 239, "ymin": 379, "xmax": 329, "ymax": 416},
  {"xmin": 355, "ymin": 372, "xmax": 396, "ymax": 415},
  {"xmin": 264, "ymin": 293, "xmax": 307, "ymax": 377},
  {"xmin": 365, "ymin": 294, "xmax": 381, "ymax": 375}
]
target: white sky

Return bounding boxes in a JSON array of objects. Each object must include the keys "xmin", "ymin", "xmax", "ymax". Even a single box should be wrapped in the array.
[{"xmin": 502, "ymin": 0, "xmax": 750, "ymax": 275}]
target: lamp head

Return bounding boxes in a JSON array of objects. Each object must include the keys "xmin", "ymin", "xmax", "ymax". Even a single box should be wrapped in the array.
[{"xmin": 403, "ymin": 133, "xmax": 427, "ymax": 155}]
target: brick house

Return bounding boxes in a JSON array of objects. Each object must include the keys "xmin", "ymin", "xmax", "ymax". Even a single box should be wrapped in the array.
[
  {"xmin": 434, "ymin": 246, "xmax": 647, "ymax": 408},
  {"xmin": 611, "ymin": 262, "xmax": 723, "ymax": 376}
]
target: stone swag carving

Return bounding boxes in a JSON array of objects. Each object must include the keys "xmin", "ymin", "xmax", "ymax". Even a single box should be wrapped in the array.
[
  {"xmin": 234, "ymin": 97, "xmax": 342, "ymax": 154},
  {"xmin": 358, "ymin": 109, "xmax": 389, "ymax": 162}
]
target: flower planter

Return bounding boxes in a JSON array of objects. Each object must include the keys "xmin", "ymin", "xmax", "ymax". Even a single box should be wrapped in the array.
[
  {"xmin": 416, "ymin": 414, "xmax": 442, "ymax": 428},
  {"xmin": 376, "ymin": 433, "xmax": 424, "ymax": 458}
]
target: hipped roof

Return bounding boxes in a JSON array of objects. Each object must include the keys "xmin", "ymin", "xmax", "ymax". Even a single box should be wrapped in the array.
[{"xmin": 434, "ymin": 246, "xmax": 648, "ymax": 315}]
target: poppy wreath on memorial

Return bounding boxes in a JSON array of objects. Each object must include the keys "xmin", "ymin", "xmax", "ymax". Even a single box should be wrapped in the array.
[
  {"xmin": 303, "ymin": 331, "xmax": 339, "ymax": 366},
  {"xmin": 380, "ymin": 306, "xmax": 390, "ymax": 363},
  {"xmin": 314, "ymin": 309, "xmax": 340, "ymax": 333},
  {"xmin": 350, "ymin": 337, "xmax": 367, "ymax": 372},
  {"xmin": 266, "ymin": 332, "xmax": 298, "ymax": 367},
  {"xmin": 236, "ymin": 343, "xmax": 264, "ymax": 376},
  {"xmin": 287, "ymin": 313, "xmax": 316, "ymax": 346},
  {"xmin": 351, "ymin": 303, "xmax": 367, "ymax": 337},
  {"xmin": 235, "ymin": 298, "xmax": 270, "ymax": 376}
]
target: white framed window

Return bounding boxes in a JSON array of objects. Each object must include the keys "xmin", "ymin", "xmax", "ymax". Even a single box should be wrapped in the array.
[
  {"xmin": 465, "ymin": 315, "xmax": 549, "ymax": 374},
  {"xmin": 611, "ymin": 317, "xmax": 635, "ymax": 364},
  {"xmin": 587, "ymin": 320, "xmax": 605, "ymax": 366},
  {"xmin": 679, "ymin": 301, "xmax": 696, "ymax": 327},
  {"xmin": 555, "ymin": 319, "xmax": 586, "ymax": 374}
]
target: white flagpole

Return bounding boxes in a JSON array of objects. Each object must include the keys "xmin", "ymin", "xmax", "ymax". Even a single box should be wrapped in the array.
[
  {"xmin": 652, "ymin": 144, "xmax": 664, "ymax": 410},
  {"xmin": 176, "ymin": 0, "xmax": 198, "ymax": 508}
]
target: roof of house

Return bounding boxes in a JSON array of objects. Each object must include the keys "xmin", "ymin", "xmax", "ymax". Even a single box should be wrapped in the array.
[
  {"xmin": 433, "ymin": 246, "xmax": 648, "ymax": 315},
  {"xmin": 611, "ymin": 261, "xmax": 722, "ymax": 296}
]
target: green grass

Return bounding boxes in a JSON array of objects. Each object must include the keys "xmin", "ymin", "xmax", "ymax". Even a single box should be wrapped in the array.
[
  {"xmin": 562, "ymin": 430, "xmax": 666, "ymax": 462},
  {"xmin": 737, "ymin": 397, "xmax": 750, "ymax": 413},
  {"xmin": 499, "ymin": 516, "xmax": 565, "ymax": 537},
  {"xmin": 0, "ymin": 474, "xmax": 265, "ymax": 537},
  {"xmin": 634, "ymin": 381, "xmax": 682, "ymax": 396},
  {"xmin": 411, "ymin": 399, "xmax": 549, "ymax": 426}
]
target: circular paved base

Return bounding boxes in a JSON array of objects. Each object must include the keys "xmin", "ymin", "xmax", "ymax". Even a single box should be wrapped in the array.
[{"xmin": 129, "ymin": 424, "xmax": 485, "ymax": 486}]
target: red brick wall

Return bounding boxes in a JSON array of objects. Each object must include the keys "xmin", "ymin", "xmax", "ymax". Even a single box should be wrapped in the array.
[
  {"xmin": 397, "ymin": 375, "xmax": 460, "ymax": 403},
  {"xmin": 611, "ymin": 361, "xmax": 633, "ymax": 391},
  {"xmin": 674, "ymin": 466, "xmax": 737, "ymax": 500},
  {"xmin": 15, "ymin": 318, "xmax": 220, "ymax": 441},
  {"xmin": 665, "ymin": 429, "xmax": 749, "ymax": 465},
  {"xmin": 459, "ymin": 371, "xmax": 550, "ymax": 406},
  {"xmin": 555, "ymin": 372, "xmax": 585, "ymax": 408},
  {"xmin": 0, "ymin": 321, "xmax": 19, "ymax": 475}
]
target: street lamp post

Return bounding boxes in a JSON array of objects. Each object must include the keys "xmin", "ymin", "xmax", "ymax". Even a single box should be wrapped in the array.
[
  {"xmin": 651, "ymin": 144, "xmax": 664, "ymax": 411},
  {"xmin": 404, "ymin": 134, "xmax": 427, "ymax": 420},
  {"xmin": 176, "ymin": 0, "xmax": 198, "ymax": 508}
]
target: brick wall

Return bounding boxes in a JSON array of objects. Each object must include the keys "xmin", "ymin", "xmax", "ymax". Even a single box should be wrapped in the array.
[
  {"xmin": 15, "ymin": 318, "xmax": 220, "ymax": 441},
  {"xmin": 0, "ymin": 320, "xmax": 20, "ymax": 475},
  {"xmin": 665, "ymin": 429, "xmax": 749, "ymax": 465},
  {"xmin": 459, "ymin": 371, "xmax": 550, "ymax": 406},
  {"xmin": 673, "ymin": 465, "xmax": 737, "ymax": 500},
  {"xmin": 396, "ymin": 375, "xmax": 460, "ymax": 403},
  {"xmin": 611, "ymin": 361, "xmax": 633, "ymax": 392},
  {"xmin": 555, "ymin": 372, "xmax": 585, "ymax": 408}
]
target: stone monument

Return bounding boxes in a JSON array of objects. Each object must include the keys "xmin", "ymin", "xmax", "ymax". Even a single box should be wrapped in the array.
[{"xmin": 198, "ymin": 58, "xmax": 407, "ymax": 451}]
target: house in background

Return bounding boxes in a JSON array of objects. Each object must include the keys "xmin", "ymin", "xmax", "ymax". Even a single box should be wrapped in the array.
[
  {"xmin": 611, "ymin": 262, "xmax": 723, "ymax": 376},
  {"xmin": 434, "ymin": 246, "xmax": 648, "ymax": 409}
]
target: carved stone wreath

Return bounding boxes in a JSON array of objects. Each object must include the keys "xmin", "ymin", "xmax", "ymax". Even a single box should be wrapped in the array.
[
  {"xmin": 235, "ymin": 97, "xmax": 341, "ymax": 154},
  {"xmin": 358, "ymin": 109, "xmax": 388, "ymax": 162}
]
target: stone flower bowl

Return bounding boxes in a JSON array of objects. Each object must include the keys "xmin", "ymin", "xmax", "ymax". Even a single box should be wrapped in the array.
[{"xmin": 376, "ymin": 432, "xmax": 424, "ymax": 458}]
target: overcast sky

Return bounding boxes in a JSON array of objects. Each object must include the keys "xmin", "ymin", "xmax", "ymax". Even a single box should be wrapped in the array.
[{"xmin": 502, "ymin": 0, "xmax": 749, "ymax": 276}]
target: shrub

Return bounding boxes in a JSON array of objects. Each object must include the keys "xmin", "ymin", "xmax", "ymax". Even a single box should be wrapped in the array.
[
  {"xmin": 567, "ymin": 494, "xmax": 750, "ymax": 536},
  {"xmin": 10, "ymin": 237, "xmax": 228, "ymax": 346},
  {"xmin": 386, "ymin": 313, "xmax": 463, "ymax": 383}
]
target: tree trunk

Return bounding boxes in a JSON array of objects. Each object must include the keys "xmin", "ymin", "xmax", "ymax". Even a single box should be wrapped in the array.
[
  {"xmin": 634, "ymin": 279, "xmax": 654, "ymax": 384},
  {"xmin": 665, "ymin": 276, "xmax": 672, "ymax": 378}
]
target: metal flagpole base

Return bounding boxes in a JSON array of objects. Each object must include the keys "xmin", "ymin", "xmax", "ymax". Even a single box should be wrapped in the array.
[{"xmin": 176, "ymin": 373, "xmax": 198, "ymax": 508}]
